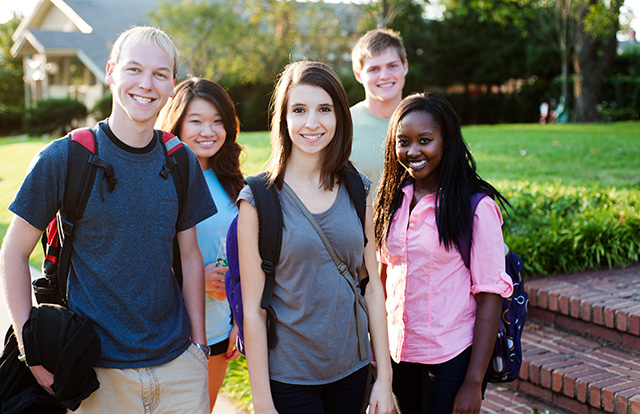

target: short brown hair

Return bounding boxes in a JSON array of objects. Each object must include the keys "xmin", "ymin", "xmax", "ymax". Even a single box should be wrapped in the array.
[
  {"xmin": 351, "ymin": 28, "xmax": 406, "ymax": 74},
  {"xmin": 267, "ymin": 61, "xmax": 352, "ymax": 191}
]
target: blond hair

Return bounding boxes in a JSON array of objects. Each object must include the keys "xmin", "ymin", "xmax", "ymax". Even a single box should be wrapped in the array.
[{"xmin": 109, "ymin": 26, "xmax": 179, "ymax": 78}]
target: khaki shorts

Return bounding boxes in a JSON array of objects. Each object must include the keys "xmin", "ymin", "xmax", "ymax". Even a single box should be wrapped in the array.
[{"xmin": 72, "ymin": 343, "xmax": 209, "ymax": 413}]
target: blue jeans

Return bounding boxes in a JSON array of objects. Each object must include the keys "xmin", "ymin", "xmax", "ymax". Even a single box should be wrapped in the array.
[
  {"xmin": 270, "ymin": 365, "xmax": 369, "ymax": 414},
  {"xmin": 392, "ymin": 347, "xmax": 488, "ymax": 414}
]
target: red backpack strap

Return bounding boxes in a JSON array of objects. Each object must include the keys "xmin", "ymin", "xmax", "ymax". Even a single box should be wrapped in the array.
[{"xmin": 157, "ymin": 129, "xmax": 191, "ymax": 288}]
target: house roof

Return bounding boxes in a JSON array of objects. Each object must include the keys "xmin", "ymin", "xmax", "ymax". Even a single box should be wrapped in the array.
[{"xmin": 12, "ymin": 0, "xmax": 164, "ymax": 84}]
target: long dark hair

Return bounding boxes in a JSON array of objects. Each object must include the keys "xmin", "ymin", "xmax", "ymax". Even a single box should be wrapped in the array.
[
  {"xmin": 266, "ymin": 61, "xmax": 352, "ymax": 190},
  {"xmin": 374, "ymin": 92, "xmax": 509, "ymax": 252},
  {"xmin": 156, "ymin": 77, "xmax": 244, "ymax": 201}
]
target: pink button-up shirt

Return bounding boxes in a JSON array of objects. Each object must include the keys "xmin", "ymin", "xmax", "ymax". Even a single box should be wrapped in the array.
[{"xmin": 378, "ymin": 184, "xmax": 513, "ymax": 365}]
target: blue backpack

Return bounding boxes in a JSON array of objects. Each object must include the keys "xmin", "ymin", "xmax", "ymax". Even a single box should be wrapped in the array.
[
  {"xmin": 225, "ymin": 164, "xmax": 367, "ymax": 354},
  {"xmin": 459, "ymin": 193, "xmax": 528, "ymax": 383}
]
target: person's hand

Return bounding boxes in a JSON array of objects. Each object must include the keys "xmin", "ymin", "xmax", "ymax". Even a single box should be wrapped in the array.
[
  {"xmin": 205, "ymin": 263, "xmax": 227, "ymax": 300},
  {"xmin": 29, "ymin": 365, "xmax": 55, "ymax": 395},
  {"xmin": 225, "ymin": 323, "xmax": 241, "ymax": 361},
  {"xmin": 452, "ymin": 380, "xmax": 483, "ymax": 414},
  {"xmin": 367, "ymin": 378, "xmax": 396, "ymax": 414}
]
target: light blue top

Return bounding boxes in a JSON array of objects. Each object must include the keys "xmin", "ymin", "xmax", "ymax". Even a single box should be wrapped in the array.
[{"xmin": 197, "ymin": 168, "xmax": 236, "ymax": 346}]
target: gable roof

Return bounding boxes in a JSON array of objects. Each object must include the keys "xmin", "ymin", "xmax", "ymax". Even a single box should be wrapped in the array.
[{"xmin": 12, "ymin": 0, "xmax": 164, "ymax": 83}]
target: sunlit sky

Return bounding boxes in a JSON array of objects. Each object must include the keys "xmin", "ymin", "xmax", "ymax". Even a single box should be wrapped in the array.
[{"xmin": 1, "ymin": 0, "xmax": 638, "ymax": 38}]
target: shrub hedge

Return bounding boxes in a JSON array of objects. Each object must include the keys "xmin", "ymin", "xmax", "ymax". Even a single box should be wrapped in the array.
[
  {"xmin": 24, "ymin": 98, "xmax": 87, "ymax": 136},
  {"xmin": 0, "ymin": 106, "xmax": 24, "ymax": 136},
  {"xmin": 501, "ymin": 183, "xmax": 640, "ymax": 276}
]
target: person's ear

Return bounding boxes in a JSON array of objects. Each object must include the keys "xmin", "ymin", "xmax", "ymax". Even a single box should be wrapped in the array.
[
  {"xmin": 354, "ymin": 69, "xmax": 363, "ymax": 85},
  {"xmin": 105, "ymin": 62, "xmax": 114, "ymax": 85}
]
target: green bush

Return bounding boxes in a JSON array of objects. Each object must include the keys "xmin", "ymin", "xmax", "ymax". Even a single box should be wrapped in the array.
[
  {"xmin": 0, "ymin": 106, "xmax": 25, "ymax": 136},
  {"xmin": 24, "ymin": 98, "xmax": 87, "ymax": 136},
  {"xmin": 91, "ymin": 93, "xmax": 112, "ymax": 121},
  {"xmin": 502, "ymin": 184, "xmax": 640, "ymax": 276}
]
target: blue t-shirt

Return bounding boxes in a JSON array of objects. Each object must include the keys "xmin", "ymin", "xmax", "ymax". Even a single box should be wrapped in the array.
[
  {"xmin": 9, "ymin": 120, "xmax": 217, "ymax": 368},
  {"xmin": 197, "ymin": 168, "xmax": 236, "ymax": 346}
]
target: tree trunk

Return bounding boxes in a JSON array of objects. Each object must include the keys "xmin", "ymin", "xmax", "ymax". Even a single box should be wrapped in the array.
[{"xmin": 572, "ymin": 1, "xmax": 620, "ymax": 122}]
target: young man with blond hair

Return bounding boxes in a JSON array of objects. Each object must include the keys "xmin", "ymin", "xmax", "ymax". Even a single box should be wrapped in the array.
[
  {"xmin": 0, "ymin": 26, "xmax": 215, "ymax": 413},
  {"xmin": 350, "ymin": 28, "xmax": 409, "ymax": 192}
]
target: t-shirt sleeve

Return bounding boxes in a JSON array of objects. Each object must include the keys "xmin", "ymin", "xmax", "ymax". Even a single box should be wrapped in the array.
[
  {"xmin": 8, "ymin": 138, "xmax": 68, "ymax": 231},
  {"xmin": 358, "ymin": 172, "xmax": 373, "ymax": 199},
  {"xmin": 176, "ymin": 146, "xmax": 218, "ymax": 231},
  {"xmin": 469, "ymin": 197, "xmax": 514, "ymax": 298},
  {"xmin": 236, "ymin": 184, "xmax": 256, "ymax": 208}
]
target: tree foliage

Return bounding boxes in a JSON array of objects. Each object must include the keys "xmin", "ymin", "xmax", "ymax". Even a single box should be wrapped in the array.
[
  {"xmin": 0, "ymin": 13, "xmax": 24, "ymax": 110},
  {"xmin": 462, "ymin": 0, "xmax": 622, "ymax": 121}
]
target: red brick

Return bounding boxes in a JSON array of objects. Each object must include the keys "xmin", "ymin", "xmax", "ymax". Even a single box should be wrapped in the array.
[
  {"xmin": 610, "ymin": 364, "xmax": 640, "ymax": 380},
  {"xmin": 538, "ymin": 291, "xmax": 549, "ymax": 309},
  {"xmin": 528, "ymin": 307, "xmax": 556, "ymax": 325},
  {"xmin": 623, "ymin": 334, "xmax": 640, "ymax": 351},
  {"xmin": 590, "ymin": 325, "xmax": 624, "ymax": 345},
  {"xmin": 549, "ymin": 292, "xmax": 560, "ymax": 311},
  {"xmin": 589, "ymin": 377, "xmax": 629, "ymax": 409},
  {"xmin": 576, "ymin": 373, "xmax": 617, "ymax": 403},
  {"xmin": 606, "ymin": 307, "xmax": 616, "ymax": 328},
  {"xmin": 519, "ymin": 360, "xmax": 529, "ymax": 381},
  {"xmin": 630, "ymin": 395, "xmax": 640, "ymax": 414},
  {"xmin": 582, "ymin": 301, "xmax": 594, "ymax": 322},
  {"xmin": 540, "ymin": 366, "xmax": 552, "ymax": 388},
  {"xmin": 602, "ymin": 381, "xmax": 640, "ymax": 412},
  {"xmin": 527, "ymin": 286, "xmax": 539, "ymax": 307},
  {"xmin": 570, "ymin": 296, "xmax": 582, "ymax": 319},
  {"xmin": 564, "ymin": 375, "xmax": 576, "ymax": 398},
  {"xmin": 556, "ymin": 314, "xmax": 588, "ymax": 333},
  {"xmin": 616, "ymin": 305, "xmax": 640, "ymax": 332},
  {"xmin": 518, "ymin": 381, "xmax": 553, "ymax": 404},
  {"xmin": 553, "ymin": 393, "xmax": 589, "ymax": 414},
  {"xmin": 552, "ymin": 370, "xmax": 564, "ymax": 393},
  {"xmin": 560, "ymin": 295, "xmax": 571, "ymax": 315},
  {"xmin": 630, "ymin": 313, "xmax": 640, "ymax": 336},
  {"xmin": 529, "ymin": 365, "xmax": 541, "ymax": 385},
  {"xmin": 618, "ymin": 394, "xmax": 630, "ymax": 414}
]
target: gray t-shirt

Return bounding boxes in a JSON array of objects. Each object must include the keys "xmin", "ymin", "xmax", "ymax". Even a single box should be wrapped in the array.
[
  {"xmin": 9, "ymin": 120, "xmax": 217, "ymax": 368},
  {"xmin": 238, "ymin": 174, "xmax": 373, "ymax": 385}
]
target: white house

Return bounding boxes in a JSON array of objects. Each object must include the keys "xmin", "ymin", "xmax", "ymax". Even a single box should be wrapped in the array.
[{"xmin": 11, "ymin": 0, "xmax": 161, "ymax": 111}]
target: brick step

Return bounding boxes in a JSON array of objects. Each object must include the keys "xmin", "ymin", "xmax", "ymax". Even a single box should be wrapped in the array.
[
  {"xmin": 526, "ymin": 263, "xmax": 640, "ymax": 353},
  {"xmin": 483, "ymin": 382, "xmax": 570, "ymax": 413},
  {"xmin": 510, "ymin": 321, "xmax": 640, "ymax": 414}
]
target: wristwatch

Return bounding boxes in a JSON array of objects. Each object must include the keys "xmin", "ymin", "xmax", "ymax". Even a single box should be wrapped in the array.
[{"xmin": 193, "ymin": 343, "xmax": 211, "ymax": 358}]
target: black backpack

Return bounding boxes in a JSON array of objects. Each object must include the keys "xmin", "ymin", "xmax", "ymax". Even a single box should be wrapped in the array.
[
  {"xmin": 224, "ymin": 163, "xmax": 367, "ymax": 354},
  {"xmin": 459, "ymin": 193, "xmax": 528, "ymax": 383},
  {"xmin": 33, "ymin": 127, "xmax": 190, "ymax": 307}
]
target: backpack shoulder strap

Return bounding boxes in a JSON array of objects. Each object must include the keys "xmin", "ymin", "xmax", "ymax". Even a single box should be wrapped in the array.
[
  {"xmin": 56, "ymin": 128, "xmax": 100, "ymax": 303},
  {"xmin": 158, "ymin": 130, "xmax": 189, "ymax": 213},
  {"xmin": 157, "ymin": 130, "xmax": 190, "ymax": 288},
  {"xmin": 460, "ymin": 192, "xmax": 490, "ymax": 268},
  {"xmin": 343, "ymin": 162, "xmax": 367, "ymax": 245},
  {"xmin": 245, "ymin": 173, "xmax": 283, "ymax": 349}
]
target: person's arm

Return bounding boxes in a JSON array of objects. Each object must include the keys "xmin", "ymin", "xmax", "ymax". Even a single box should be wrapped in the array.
[
  {"xmin": 0, "ymin": 215, "xmax": 55, "ymax": 394},
  {"xmin": 177, "ymin": 226, "xmax": 207, "ymax": 347},
  {"xmin": 452, "ymin": 292, "xmax": 502, "ymax": 414},
  {"xmin": 238, "ymin": 200, "xmax": 278, "ymax": 414},
  {"xmin": 362, "ymin": 196, "xmax": 395, "ymax": 414}
]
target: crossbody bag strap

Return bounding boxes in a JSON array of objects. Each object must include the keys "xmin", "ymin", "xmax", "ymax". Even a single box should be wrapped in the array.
[{"xmin": 282, "ymin": 182, "xmax": 368, "ymax": 361}]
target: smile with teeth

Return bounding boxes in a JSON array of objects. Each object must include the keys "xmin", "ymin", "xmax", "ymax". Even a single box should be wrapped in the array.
[
  {"xmin": 132, "ymin": 95, "xmax": 153, "ymax": 104},
  {"xmin": 301, "ymin": 133, "xmax": 323, "ymax": 141},
  {"xmin": 198, "ymin": 140, "xmax": 216, "ymax": 148},
  {"xmin": 409, "ymin": 160, "xmax": 427, "ymax": 169}
]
